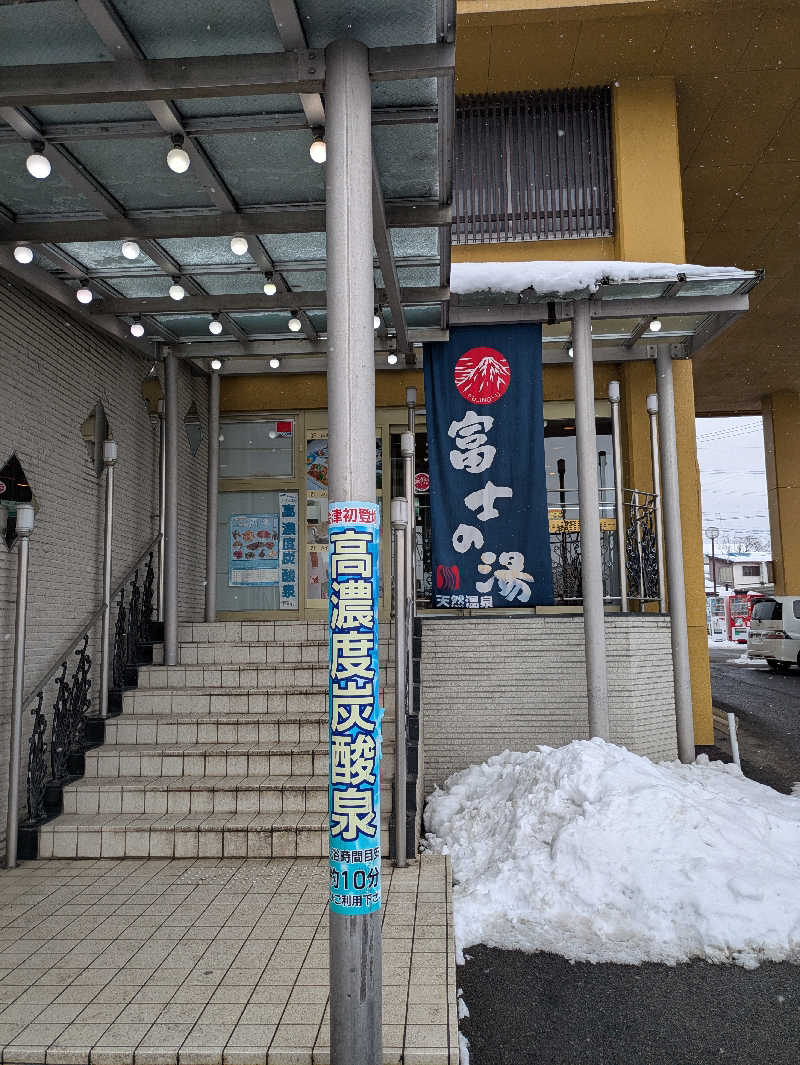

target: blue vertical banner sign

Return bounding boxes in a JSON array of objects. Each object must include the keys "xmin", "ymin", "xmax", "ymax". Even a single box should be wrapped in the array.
[
  {"xmin": 423, "ymin": 324, "xmax": 554, "ymax": 607},
  {"xmin": 328, "ymin": 501, "xmax": 382, "ymax": 916}
]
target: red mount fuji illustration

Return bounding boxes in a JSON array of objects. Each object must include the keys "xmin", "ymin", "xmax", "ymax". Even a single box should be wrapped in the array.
[{"xmin": 453, "ymin": 347, "xmax": 511, "ymax": 405}]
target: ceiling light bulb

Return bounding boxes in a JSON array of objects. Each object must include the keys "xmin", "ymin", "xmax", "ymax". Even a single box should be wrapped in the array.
[
  {"xmin": 166, "ymin": 136, "xmax": 190, "ymax": 174},
  {"xmin": 169, "ymin": 281, "xmax": 185, "ymax": 301},
  {"xmin": 230, "ymin": 235, "xmax": 248, "ymax": 256},
  {"xmin": 387, "ymin": 353, "xmax": 398, "ymax": 365},
  {"xmin": 309, "ymin": 133, "xmax": 326, "ymax": 164},
  {"xmin": 25, "ymin": 144, "xmax": 50, "ymax": 180},
  {"xmin": 269, "ymin": 357, "xmax": 280, "ymax": 369},
  {"xmin": 76, "ymin": 282, "xmax": 93, "ymax": 304},
  {"xmin": 210, "ymin": 357, "xmax": 223, "ymax": 371},
  {"xmin": 209, "ymin": 316, "xmax": 223, "ymax": 335},
  {"xmin": 373, "ymin": 313, "xmax": 381, "ymax": 329},
  {"xmin": 121, "ymin": 240, "xmax": 141, "ymax": 260},
  {"xmin": 288, "ymin": 315, "xmax": 302, "ymax": 332},
  {"xmin": 568, "ymin": 346, "xmax": 574, "ymax": 358},
  {"xmin": 263, "ymin": 276, "xmax": 277, "ymax": 296},
  {"xmin": 130, "ymin": 320, "xmax": 145, "ymax": 338},
  {"xmin": 649, "ymin": 318, "xmax": 662, "ymax": 332},
  {"xmin": 13, "ymin": 245, "xmax": 33, "ymax": 264}
]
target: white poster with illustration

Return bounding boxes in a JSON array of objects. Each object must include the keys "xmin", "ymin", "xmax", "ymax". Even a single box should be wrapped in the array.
[{"xmin": 229, "ymin": 514, "xmax": 279, "ymax": 586}]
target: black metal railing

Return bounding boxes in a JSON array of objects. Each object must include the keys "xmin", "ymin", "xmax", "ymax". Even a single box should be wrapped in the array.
[
  {"xmin": 22, "ymin": 537, "xmax": 160, "ymax": 834},
  {"xmin": 548, "ymin": 488, "xmax": 620, "ymax": 603},
  {"xmin": 624, "ymin": 490, "xmax": 661, "ymax": 604}
]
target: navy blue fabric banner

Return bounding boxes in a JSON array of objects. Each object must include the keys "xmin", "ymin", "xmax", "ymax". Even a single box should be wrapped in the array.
[{"xmin": 423, "ymin": 324, "xmax": 553, "ymax": 608}]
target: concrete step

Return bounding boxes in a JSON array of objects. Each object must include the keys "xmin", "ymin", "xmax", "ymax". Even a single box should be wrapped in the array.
[
  {"xmin": 84, "ymin": 741, "xmax": 329, "ymax": 779},
  {"xmin": 36, "ymin": 811, "xmax": 390, "ymax": 860},
  {"xmin": 154, "ymin": 638, "xmax": 393, "ymax": 666},
  {"xmin": 123, "ymin": 686, "xmax": 397, "ymax": 716},
  {"xmin": 177, "ymin": 620, "xmax": 396, "ymax": 645},
  {"xmin": 138, "ymin": 662, "xmax": 396, "ymax": 691},
  {"xmin": 104, "ymin": 713, "xmax": 329, "ymax": 745},
  {"xmin": 64, "ymin": 774, "xmax": 393, "ymax": 817}
]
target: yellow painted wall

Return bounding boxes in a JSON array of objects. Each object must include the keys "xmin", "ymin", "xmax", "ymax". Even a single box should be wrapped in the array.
[{"xmin": 762, "ymin": 390, "xmax": 800, "ymax": 594}]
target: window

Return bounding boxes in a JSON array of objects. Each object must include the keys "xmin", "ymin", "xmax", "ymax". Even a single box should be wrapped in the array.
[
  {"xmin": 453, "ymin": 87, "xmax": 614, "ymax": 244},
  {"xmin": 752, "ymin": 600, "xmax": 782, "ymax": 621},
  {"xmin": 741, "ymin": 564, "xmax": 761, "ymax": 577},
  {"xmin": 793, "ymin": 601, "xmax": 800, "ymax": 620},
  {"xmin": 219, "ymin": 418, "xmax": 294, "ymax": 479}
]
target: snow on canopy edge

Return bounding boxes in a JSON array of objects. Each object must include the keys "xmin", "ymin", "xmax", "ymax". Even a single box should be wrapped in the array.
[{"xmin": 450, "ymin": 260, "xmax": 750, "ymax": 297}]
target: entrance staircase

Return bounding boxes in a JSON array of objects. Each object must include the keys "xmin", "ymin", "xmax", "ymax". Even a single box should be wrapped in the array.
[{"xmin": 36, "ymin": 620, "xmax": 395, "ymax": 860}]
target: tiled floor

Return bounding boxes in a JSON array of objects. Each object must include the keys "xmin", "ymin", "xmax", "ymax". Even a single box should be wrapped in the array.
[{"xmin": 0, "ymin": 856, "xmax": 457, "ymax": 1065}]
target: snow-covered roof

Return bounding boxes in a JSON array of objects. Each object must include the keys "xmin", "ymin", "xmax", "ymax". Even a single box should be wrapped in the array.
[
  {"xmin": 450, "ymin": 260, "xmax": 753, "ymax": 298},
  {"xmin": 703, "ymin": 544, "xmax": 772, "ymax": 563}
]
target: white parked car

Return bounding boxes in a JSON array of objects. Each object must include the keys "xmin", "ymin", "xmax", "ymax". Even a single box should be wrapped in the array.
[{"xmin": 748, "ymin": 596, "xmax": 800, "ymax": 673}]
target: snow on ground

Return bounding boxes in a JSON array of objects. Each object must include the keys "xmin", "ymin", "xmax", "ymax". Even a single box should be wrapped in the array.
[
  {"xmin": 449, "ymin": 260, "xmax": 747, "ymax": 297},
  {"xmin": 708, "ymin": 637, "xmax": 749, "ymax": 650},
  {"xmin": 424, "ymin": 739, "xmax": 800, "ymax": 968},
  {"xmin": 728, "ymin": 653, "xmax": 767, "ymax": 665}
]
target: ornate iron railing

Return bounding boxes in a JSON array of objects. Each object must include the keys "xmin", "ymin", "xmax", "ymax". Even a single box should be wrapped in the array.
[
  {"xmin": 624, "ymin": 490, "xmax": 661, "ymax": 603},
  {"xmin": 22, "ymin": 537, "xmax": 160, "ymax": 829}
]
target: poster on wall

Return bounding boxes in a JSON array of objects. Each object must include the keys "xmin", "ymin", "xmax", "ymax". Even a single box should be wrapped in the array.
[
  {"xmin": 306, "ymin": 433, "xmax": 329, "ymax": 496},
  {"xmin": 423, "ymin": 324, "xmax": 554, "ymax": 608},
  {"xmin": 229, "ymin": 514, "xmax": 279, "ymax": 586},
  {"xmin": 278, "ymin": 492, "xmax": 299, "ymax": 610}
]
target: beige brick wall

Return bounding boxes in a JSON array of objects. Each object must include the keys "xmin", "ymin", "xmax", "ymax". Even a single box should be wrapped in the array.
[
  {"xmin": 420, "ymin": 614, "xmax": 678, "ymax": 790},
  {"xmin": 0, "ymin": 281, "xmax": 208, "ymax": 850}
]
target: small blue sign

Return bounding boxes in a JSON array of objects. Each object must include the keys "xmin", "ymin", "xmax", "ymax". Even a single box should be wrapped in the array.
[{"xmin": 328, "ymin": 500, "xmax": 382, "ymax": 916}]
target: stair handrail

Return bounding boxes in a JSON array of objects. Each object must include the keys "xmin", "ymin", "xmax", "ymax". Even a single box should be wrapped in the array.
[{"xmin": 22, "ymin": 532, "xmax": 162, "ymax": 709}]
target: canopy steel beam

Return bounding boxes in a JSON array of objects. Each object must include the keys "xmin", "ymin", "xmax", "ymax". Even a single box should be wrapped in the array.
[
  {"xmin": 450, "ymin": 293, "xmax": 749, "ymax": 325},
  {"xmin": 88, "ymin": 286, "xmax": 448, "ymax": 315},
  {"xmin": 0, "ymin": 203, "xmax": 449, "ymax": 244},
  {"xmin": 0, "ymin": 44, "xmax": 453, "ymax": 108},
  {"xmin": 0, "ymin": 108, "xmax": 438, "ymax": 145},
  {"xmin": 50, "ymin": 254, "xmax": 439, "ymax": 280}
]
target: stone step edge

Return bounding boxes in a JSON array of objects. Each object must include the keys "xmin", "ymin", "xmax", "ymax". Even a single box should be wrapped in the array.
[{"xmin": 66, "ymin": 775, "xmax": 394, "ymax": 792}]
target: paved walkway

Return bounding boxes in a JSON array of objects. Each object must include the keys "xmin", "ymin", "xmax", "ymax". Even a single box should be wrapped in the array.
[{"xmin": 0, "ymin": 856, "xmax": 457, "ymax": 1065}]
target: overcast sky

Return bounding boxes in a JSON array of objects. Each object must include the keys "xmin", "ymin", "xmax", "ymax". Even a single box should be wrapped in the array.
[{"xmin": 695, "ymin": 417, "xmax": 770, "ymax": 552}]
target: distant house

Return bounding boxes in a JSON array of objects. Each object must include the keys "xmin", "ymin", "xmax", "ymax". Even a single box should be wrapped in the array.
[{"xmin": 703, "ymin": 545, "xmax": 773, "ymax": 593}]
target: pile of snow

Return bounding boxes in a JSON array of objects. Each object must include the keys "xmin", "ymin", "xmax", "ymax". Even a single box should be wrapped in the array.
[
  {"xmin": 708, "ymin": 637, "xmax": 748, "ymax": 650},
  {"xmin": 450, "ymin": 260, "xmax": 748, "ymax": 298},
  {"xmin": 424, "ymin": 739, "xmax": 800, "ymax": 967}
]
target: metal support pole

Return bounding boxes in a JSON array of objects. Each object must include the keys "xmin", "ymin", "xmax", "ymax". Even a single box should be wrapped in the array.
[
  {"xmin": 608, "ymin": 381, "xmax": 627, "ymax": 612},
  {"xmin": 646, "ymin": 394, "xmax": 668, "ymax": 613},
  {"xmin": 572, "ymin": 301, "xmax": 610, "ymax": 740},
  {"xmin": 157, "ymin": 402, "xmax": 166, "ymax": 622},
  {"xmin": 205, "ymin": 370, "xmax": 220, "ymax": 622},
  {"xmin": 405, "ymin": 389, "xmax": 417, "ymax": 610},
  {"xmin": 391, "ymin": 498, "xmax": 408, "ymax": 869},
  {"xmin": 655, "ymin": 348, "xmax": 695, "ymax": 763},
  {"xmin": 99, "ymin": 440, "xmax": 118, "ymax": 719},
  {"xmin": 325, "ymin": 36, "xmax": 382, "ymax": 1065},
  {"xmin": 6, "ymin": 503, "xmax": 34, "ymax": 869},
  {"xmin": 401, "ymin": 428, "xmax": 414, "ymax": 758},
  {"xmin": 164, "ymin": 349, "xmax": 179, "ymax": 665}
]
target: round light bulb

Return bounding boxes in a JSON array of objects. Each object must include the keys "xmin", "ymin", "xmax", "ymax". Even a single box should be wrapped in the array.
[
  {"xmin": 309, "ymin": 137, "xmax": 327, "ymax": 164},
  {"xmin": 13, "ymin": 245, "xmax": 33, "ymax": 264},
  {"xmin": 209, "ymin": 318, "xmax": 223, "ymax": 335},
  {"xmin": 263, "ymin": 279, "xmax": 277, "ymax": 296},
  {"xmin": 26, "ymin": 151, "xmax": 51, "ymax": 179},
  {"xmin": 121, "ymin": 240, "xmax": 141, "ymax": 260},
  {"xmin": 287, "ymin": 316, "xmax": 302, "ymax": 332},
  {"xmin": 568, "ymin": 346, "xmax": 574, "ymax": 358},
  {"xmin": 649, "ymin": 318, "xmax": 662, "ymax": 332},
  {"xmin": 166, "ymin": 145, "xmax": 190, "ymax": 174},
  {"xmin": 76, "ymin": 285, "xmax": 93, "ymax": 304},
  {"xmin": 130, "ymin": 321, "xmax": 145, "ymax": 338},
  {"xmin": 268, "ymin": 429, "xmax": 278, "ymax": 439},
  {"xmin": 387, "ymin": 353, "xmax": 398, "ymax": 365},
  {"xmin": 269, "ymin": 357, "xmax": 280, "ymax": 369},
  {"xmin": 169, "ymin": 282, "xmax": 185, "ymax": 301},
  {"xmin": 210, "ymin": 357, "xmax": 223, "ymax": 371},
  {"xmin": 373, "ymin": 314, "xmax": 381, "ymax": 329},
  {"xmin": 230, "ymin": 236, "xmax": 248, "ymax": 256}
]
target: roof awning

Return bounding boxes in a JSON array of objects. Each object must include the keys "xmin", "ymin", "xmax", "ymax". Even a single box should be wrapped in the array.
[
  {"xmin": 0, "ymin": 0, "xmax": 455, "ymax": 370},
  {"xmin": 450, "ymin": 261, "xmax": 762, "ymax": 364}
]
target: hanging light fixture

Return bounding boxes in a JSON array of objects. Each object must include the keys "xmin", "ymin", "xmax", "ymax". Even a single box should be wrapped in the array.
[
  {"xmin": 269, "ymin": 357, "xmax": 281, "ymax": 369},
  {"xmin": 649, "ymin": 318, "xmax": 662, "ymax": 332},
  {"xmin": 209, "ymin": 313, "xmax": 223, "ymax": 335},
  {"xmin": 263, "ymin": 273, "xmax": 277, "ymax": 296},
  {"xmin": 121, "ymin": 240, "xmax": 141, "ymax": 260},
  {"xmin": 130, "ymin": 318, "xmax": 145, "ymax": 338},
  {"xmin": 76, "ymin": 280, "xmax": 93, "ymax": 304},
  {"xmin": 309, "ymin": 128, "xmax": 326, "ymax": 164},
  {"xmin": 166, "ymin": 135, "xmax": 191, "ymax": 174},
  {"xmin": 568, "ymin": 346, "xmax": 574, "ymax": 359},
  {"xmin": 230, "ymin": 235, "xmax": 249, "ymax": 256},
  {"xmin": 169, "ymin": 277, "xmax": 185, "ymax": 301},
  {"xmin": 210, "ymin": 357, "xmax": 223, "ymax": 371},
  {"xmin": 287, "ymin": 312, "xmax": 302, "ymax": 332},
  {"xmin": 387, "ymin": 353, "xmax": 398, "ymax": 365},
  {"xmin": 25, "ymin": 141, "xmax": 51, "ymax": 179},
  {"xmin": 13, "ymin": 245, "xmax": 33, "ymax": 264}
]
